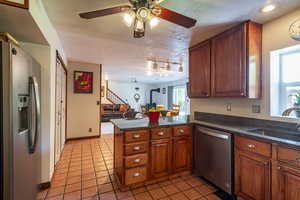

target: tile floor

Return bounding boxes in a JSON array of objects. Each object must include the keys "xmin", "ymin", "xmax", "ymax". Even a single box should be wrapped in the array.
[{"xmin": 37, "ymin": 134, "xmax": 222, "ymax": 200}]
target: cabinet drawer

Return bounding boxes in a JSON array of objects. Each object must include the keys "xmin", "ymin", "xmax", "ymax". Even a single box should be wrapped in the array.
[
  {"xmin": 151, "ymin": 128, "xmax": 171, "ymax": 140},
  {"xmin": 173, "ymin": 126, "xmax": 191, "ymax": 137},
  {"xmin": 235, "ymin": 136, "xmax": 271, "ymax": 157},
  {"xmin": 125, "ymin": 130, "xmax": 149, "ymax": 143},
  {"xmin": 124, "ymin": 142, "xmax": 148, "ymax": 156},
  {"xmin": 125, "ymin": 154, "xmax": 148, "ymax": 168},
  {"xmin": 278, "ymin": 146, "xmax": 300, "ymax": 168},
  {"xmin": 125, "ymin": 167, "xmax": 147, "ymax": 185}
]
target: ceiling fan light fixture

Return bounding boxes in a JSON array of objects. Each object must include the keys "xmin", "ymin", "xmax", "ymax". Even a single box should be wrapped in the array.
[
  {"xmin": 123, "ymin": 11, "xmax": 135, "ymax": 27},
  {"xmin": 136, "ymin": 7, "xmax": 151, "ymax": 22},
  {"xmin": 150, "ymin": 16, "xmax": 159, "ymax": 28},
  {"xmin": 134, "ymin": 18, "xmax": 146, "ymax": 38}
]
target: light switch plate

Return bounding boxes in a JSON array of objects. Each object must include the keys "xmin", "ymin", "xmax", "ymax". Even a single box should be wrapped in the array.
[
  {"xmin": 226, "ymin": 103, "xmax": 232, "ymax": 111},
  {"xmin": 252, "ymin": 105, "xmax": 261, "ymax": 113}
]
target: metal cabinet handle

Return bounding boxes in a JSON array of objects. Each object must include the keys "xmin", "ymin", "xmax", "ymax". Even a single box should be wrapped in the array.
[
  {"xmin": 277, "ymin": 166, "xmax": 281, "ymax": 170},
  {"xmin": 158, "ymin": 132, "xmax": 164, "ymax": 136},
  {"xmin": 134, "ymin": 159, "xmax": 141, "ymax": 163},
  {"xmin": 296, "ymin": 158, "xmax": 300, "ymax": 162},
  {"xmin": 179, "ymin": 129, "xmax": 185, "ymax": 134},
  {"xmin": 133, "ymin": 173, "xmax": 140, "ymax": 177},
  {"xmin": 133, "ymin": 134, "xmax": 141, "ymax": 139},
  {"xmin": 133, "ymin": 146, "xmax": 141, "ymax": 151},
  {"xmin": 247, "ymin": 144, "xmax": 255, "ymax": 149}
]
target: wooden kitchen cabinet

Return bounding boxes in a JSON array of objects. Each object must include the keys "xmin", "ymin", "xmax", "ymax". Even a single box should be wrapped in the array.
[
  {"xmin": 189, "ymin": 21, "xmax": 262, "ymax": 98},
  {"xmin": 173, "ymin": 136, "xmax": 192, "ymax": 172},
  {"xmin": 272, "ymin": 146, "xmax": 300, "ymax": 200},
  {"xmin": 211, "ymin": 24, "xmax": 246, "ymax": 97},
  {"xmin": 276, "ymin": 164, "xmax": 300, "ymax": 200},
  {"xmin": 235, "ymin": 150, "xmax": 271, "ymax": 200},
  {"xmin": 150, "ymin": 139, "xmax": 172, "ymax": 178},
  {"xmin": 235, "ymin": 136, "xmax": 271, "ymax": 200},
  {"xmin": 189, "ymin": 40, "xmax": 211, "ymax": 98},
  {"xmin": 0, "ymin": 0, "xmax": 29, "ymax": 8},
  {"xmin": 114, "ymin": 125, "xmax": 192, "ymax": 188}
]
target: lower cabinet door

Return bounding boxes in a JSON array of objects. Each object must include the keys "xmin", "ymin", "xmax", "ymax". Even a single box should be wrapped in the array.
[
  {"xmin": 235, "ymin": 150, "xmax": 271, "ymax": 200},
  {"xmin": 173, "ymin": 137, "xmax": 191, "ymax": 172},
  {"xmin": 277, "ymin": 164, "xmax": 300, "ymax": 200},
  {"xmin": 150, "ymin": 139, "xmax": 172, "ymax": 178}
]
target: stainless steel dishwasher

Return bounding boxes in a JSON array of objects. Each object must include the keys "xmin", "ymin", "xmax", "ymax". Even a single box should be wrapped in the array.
[{"xmin": 193, "ymin": 126, "xmax": 233, "ymax": 194}]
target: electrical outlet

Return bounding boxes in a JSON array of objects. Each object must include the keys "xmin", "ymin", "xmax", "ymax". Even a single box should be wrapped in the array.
[
  {"xmin": 88, "ymin": 128, "xmax": 92, "ymax": 132},
  {"xmin": 252, "ymin": 105, "xmax": 261, "ymax": 113},
  {"xmin": 226, "ymin": 103, "xmax": 232, "ymax": 111}
]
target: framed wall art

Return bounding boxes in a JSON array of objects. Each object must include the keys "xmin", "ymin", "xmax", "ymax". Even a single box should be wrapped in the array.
[{"xmin": 74, "ymin": 71, "xmax": 93, "ymax": 93}]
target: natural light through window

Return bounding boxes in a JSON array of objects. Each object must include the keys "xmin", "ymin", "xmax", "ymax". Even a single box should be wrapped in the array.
[{"xmin": 270, "ymin": 45, "xmax": 300, "ymax": 118}]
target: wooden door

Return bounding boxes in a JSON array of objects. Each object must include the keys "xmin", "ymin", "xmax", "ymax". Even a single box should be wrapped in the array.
[
  {"xmin": 173, "ymin": 137, "xmax": 191, "ymax": 172},
  {"xmin": 189, "ymin": 40, "xmax": 211, "ymax": 98},
  {"xmin": 60, "ymin": 68, "xmax": 67, "ymax": 151},
  {"xmin": 150, "ymin": 139, "xmax": 172, "ymax": 178},
  {"xmin": 235, "ymin": 150, "xmax": 271, "ymax": 200},
  {"xmin": 54, "ymin": 58, "xmax": 67, "ymax": 165},
  {"xmin": 211, "ymin": 24, "xmax": 247, "ymax": 97},
  {"xmin": 276, "ymin": 164, "xmax": 300, "ymax": 200}
]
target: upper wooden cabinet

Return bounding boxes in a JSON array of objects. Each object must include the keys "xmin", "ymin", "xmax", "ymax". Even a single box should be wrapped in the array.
[
  {"xmin": 189, "ymin": 21, "xmax": 262, "ymax": 98},
  {"xmin": 0, "ymin": 0, "xmax": 29, "ymax": 9},
  {"xmin": 189, "ymin": 40, "xmax": 211, "ymax": 98}
]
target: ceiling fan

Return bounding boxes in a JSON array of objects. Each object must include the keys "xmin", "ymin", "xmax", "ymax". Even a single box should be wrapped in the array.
[{"xmin": 79, "ymin": 0, "xmax": 197, "ymax": 38}]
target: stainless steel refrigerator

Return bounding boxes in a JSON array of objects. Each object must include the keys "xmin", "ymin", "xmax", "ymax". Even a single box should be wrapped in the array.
[{"xmin": 1, "ymin": 40, "xmax": 41, "ymax": 200}]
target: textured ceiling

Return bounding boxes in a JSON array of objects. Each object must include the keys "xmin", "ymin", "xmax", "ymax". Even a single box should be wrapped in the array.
[{"xmin": 43, "ymin": 0, "xmax": 300, "ymax": 83}]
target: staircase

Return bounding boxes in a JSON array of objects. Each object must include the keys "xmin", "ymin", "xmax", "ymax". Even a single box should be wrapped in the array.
[{"xmin": 106, "ymin": 88, "xmax": 128, "ymax": 105}]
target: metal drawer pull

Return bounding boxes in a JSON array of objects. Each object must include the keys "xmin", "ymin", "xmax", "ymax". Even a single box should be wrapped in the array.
[
  {"xmin": 179, "ymin": 129, "xmax": 185, "ymax": 134},
  {"xmin": 133, "ymin": 146, "xmax": 141, "ymax": 151},
  {"xmin": 133, "ymin": 134, "xmax": 141, "ymax": 139},
  {"xmin": 296, "ymin": 158, "xmax": 300, "ymax": 162},
  {"xmin": 134, "ymin": 159, "xmax": 141, "ymax": 163},
  {"xmin": 247, "ymin": 144, "xmax": 255, "ymax": 149},
  {"xmin": 133, "ymin": 173, "xmax": 140, "ymax": 177},
  {"xmin": 158, "ymin": 132, "xmax": 164, "ymax": 136}
]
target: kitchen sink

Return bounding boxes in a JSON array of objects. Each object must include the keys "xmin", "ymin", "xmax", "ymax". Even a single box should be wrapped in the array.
[{"xmin": 247, "ymin": 128, "xmax": 300, "ymax": 141}]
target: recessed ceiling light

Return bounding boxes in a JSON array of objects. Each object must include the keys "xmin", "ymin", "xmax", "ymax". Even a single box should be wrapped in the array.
[{"xmin": 261, "ymin": 4, "xmax": 276, "ymax": 13}]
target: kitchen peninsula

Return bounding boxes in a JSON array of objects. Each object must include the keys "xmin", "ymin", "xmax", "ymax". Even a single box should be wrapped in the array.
[{"xmin": 111, "ymin": 116, "xmax": 193, "ymax": 189}]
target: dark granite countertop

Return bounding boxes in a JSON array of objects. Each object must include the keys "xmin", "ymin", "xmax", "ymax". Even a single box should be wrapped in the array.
[
  {"xmin": 192, "ymin": 120, "xmax": 300, "ymax": 149},
  {"xmin": 111, "ymin": 112, "xmax": 300, "ymax": 149},
  {"xmin": 111, "ymin": 115, "xmax": 191, "ymax": 131}
]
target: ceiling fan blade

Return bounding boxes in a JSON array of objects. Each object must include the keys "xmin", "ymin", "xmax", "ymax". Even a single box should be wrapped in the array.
[
  {"xmin": 79, "ymin": 5, "xmax": 131, "ymax": 19},
  {"xmin": 152, "ymin": 6, "xmax": 197, "ymax": 28}
]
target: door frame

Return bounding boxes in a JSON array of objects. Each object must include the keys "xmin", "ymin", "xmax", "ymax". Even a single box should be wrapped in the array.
[
  {"xmin": 54, "ymin": 51, "xmax": 67, "ymax": 166},
  {"xmin": 99, "ymin": 64, "xmax": 102, "ymax": 137}
]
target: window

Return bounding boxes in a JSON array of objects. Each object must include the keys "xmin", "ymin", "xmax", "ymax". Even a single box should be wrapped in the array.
[{"xmin": 271, "ymin": 45, "xmax": 300, "ymax": 117}]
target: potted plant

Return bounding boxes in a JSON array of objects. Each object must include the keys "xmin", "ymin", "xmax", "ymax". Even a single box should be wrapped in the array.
[
  {"xmin": 291, "ymin": 92, "xmax": 300, "ymax": 117},
  {"xmin": 148, "ymin": 107, "xmax": 160, "ymax": 124}
]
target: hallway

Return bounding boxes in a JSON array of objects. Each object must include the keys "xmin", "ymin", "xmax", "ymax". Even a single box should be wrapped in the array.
[{"xmin": 37, "ymin": 135, "xmax": 221, "ymax": 200}]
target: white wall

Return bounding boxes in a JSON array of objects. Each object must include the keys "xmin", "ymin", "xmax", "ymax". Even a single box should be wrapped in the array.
[
  {"xmin": 191, "ymin": 8, "xmax": 300, "ymax": 123},
  {"xmin": 106, "ymin": 80, "xmax": 154, "ymax": 112},
  {"xmin": 67, "ymin": 61, "xmax": 101, "ymax": 139}
]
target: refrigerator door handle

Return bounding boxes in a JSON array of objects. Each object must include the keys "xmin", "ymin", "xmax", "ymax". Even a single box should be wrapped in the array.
[{"xmin": 29, "ymin": 76, "xmax": 40, "ymax": 154}]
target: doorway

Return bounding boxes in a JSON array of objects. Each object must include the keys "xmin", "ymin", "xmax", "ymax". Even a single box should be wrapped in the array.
[
  {"xmin": 173, "ymin": 85, "xmax": 189, "ymax": 115},
  {"xmin": 54, "ymin": 53, "xmax": 67, "ymax": 165}
]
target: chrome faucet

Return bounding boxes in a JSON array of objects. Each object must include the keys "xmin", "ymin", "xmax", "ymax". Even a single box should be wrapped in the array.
[{"xmin": 282, "ymin": 107, "xmax": 300, "ymax": 117}]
